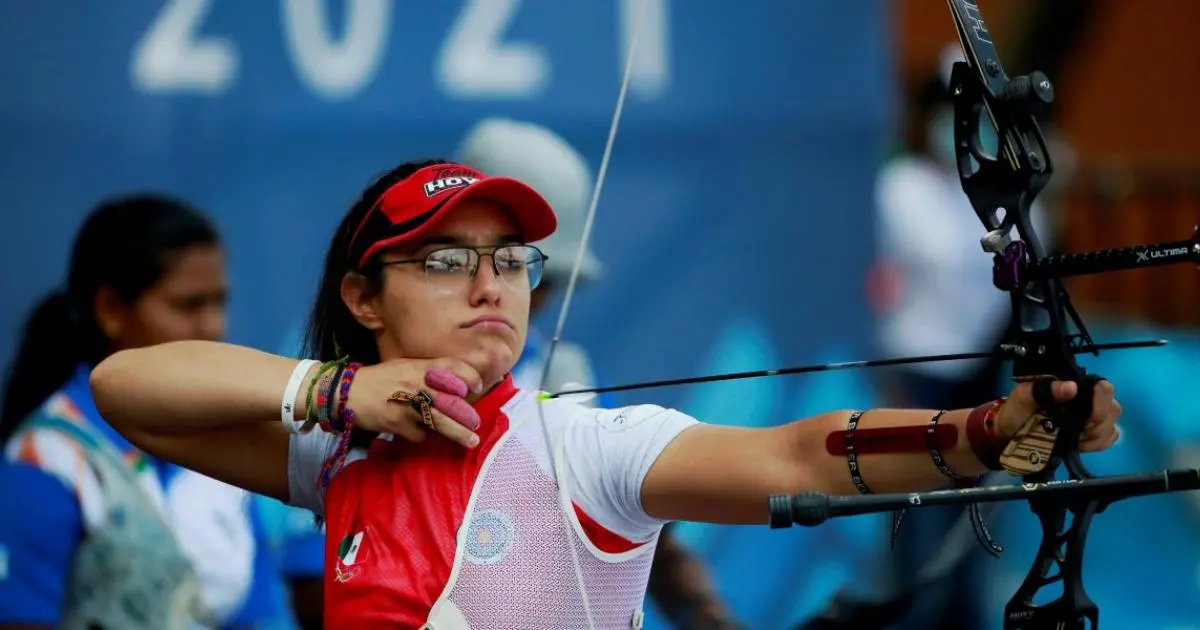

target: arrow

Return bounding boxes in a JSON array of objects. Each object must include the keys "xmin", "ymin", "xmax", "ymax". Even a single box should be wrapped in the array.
[{"xmin": 543, "ymin": 339, "xmax": 1166, "ymax": 398}]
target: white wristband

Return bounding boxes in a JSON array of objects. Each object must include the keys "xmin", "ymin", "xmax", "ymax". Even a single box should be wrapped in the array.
[{"xmin": 282, "ymin": 359, "xmax": 320, "ymax": 434}]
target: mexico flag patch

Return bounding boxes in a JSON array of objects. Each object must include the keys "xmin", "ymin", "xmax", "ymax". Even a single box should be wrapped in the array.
[
  {"xmin": 338, "ymin": 531, "xmax": 366, "ymax": 566},
  {"xmin": 335, "ymin": 530, "xmax": 369, "ymax": 583}
]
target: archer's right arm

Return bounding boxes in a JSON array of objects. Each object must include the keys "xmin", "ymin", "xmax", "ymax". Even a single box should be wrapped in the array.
[
  {"xmin": 90, "ymin": 341, "xmax": 313, "ymax": 502},
  {"xmin": 90, "ymin": 340, "xmax": 484, "ymax": 502}
]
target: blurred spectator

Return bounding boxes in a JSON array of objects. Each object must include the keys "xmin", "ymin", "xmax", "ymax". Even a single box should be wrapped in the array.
[
  {"xmin": 226, "ymin": 333, "xmax": 340, "ymax": 629},
  {"xmin": 457, "ymin": 117, "xmax": 740, "ymax": 629},
  {"xmin": 0, "ymin": 195, "xmax": 283, "ymax": 629},
  {"xmin": 246, "ymin": 493, "xmax": 325, "ymax": 630}
]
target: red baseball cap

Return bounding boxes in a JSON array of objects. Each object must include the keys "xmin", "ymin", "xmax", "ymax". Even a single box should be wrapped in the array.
[{"xmin": 346, "ymin": 162, "xmax": 558, "ymax": 270}]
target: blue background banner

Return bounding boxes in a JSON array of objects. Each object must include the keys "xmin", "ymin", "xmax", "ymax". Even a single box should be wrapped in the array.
[{"xmin": 0, "ymin": 1, "xmax": 889, "ymax": 383}]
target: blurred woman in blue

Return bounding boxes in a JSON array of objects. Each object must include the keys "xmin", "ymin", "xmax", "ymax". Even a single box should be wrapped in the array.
[{"xmin": 0, "ymin": 195, "xmax": 283, "ymax": 629}]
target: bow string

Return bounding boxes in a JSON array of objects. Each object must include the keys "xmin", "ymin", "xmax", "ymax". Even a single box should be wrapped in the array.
[{"xmin": 532, "ymin": 0, "xmax": 648, "ymax": 627}]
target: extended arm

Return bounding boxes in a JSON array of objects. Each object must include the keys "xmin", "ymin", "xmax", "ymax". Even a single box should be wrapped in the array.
[
  {"xmin": 641, "ymin": 406, "xmax": 996, "ymax": 525},
  {"xmin": 642, "ymin": 377, "xmax": 1118, "ymax": 527}
]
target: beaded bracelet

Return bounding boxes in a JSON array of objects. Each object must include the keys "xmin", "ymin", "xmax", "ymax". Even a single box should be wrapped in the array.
[
  {"xmin": 318, "ymin": 362, "xmax": 361, "ymax": 433},
  {"xmin": 317, "ymin": 362, "xmax": 346, "ymax": 431},
  {"xmin": 316, "ymin": 362, "xmax": 364, "ymax": 494},
  {"xmin": 299, "ymin": 359, "xmax": 343, "ymax": 434}
]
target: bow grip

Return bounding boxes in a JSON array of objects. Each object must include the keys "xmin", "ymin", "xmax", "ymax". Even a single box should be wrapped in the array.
[{"xmin": 1000, "ymin": 374, "xmax": 1104, "ymax": 476}]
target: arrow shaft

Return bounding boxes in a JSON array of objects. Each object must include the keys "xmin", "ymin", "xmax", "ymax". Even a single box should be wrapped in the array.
[{"xmin": 547, "ymin": 339, "xmax": 1164, "ymax": 398}]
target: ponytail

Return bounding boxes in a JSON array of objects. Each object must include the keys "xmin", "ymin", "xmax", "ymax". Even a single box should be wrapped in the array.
[
  {"xmin": 0, "ymin": 193, "xmax": 220, "ymax": 448},
  {"xmin": 0, "ymin": 291, "xmax": 98, "ymax": 446}
]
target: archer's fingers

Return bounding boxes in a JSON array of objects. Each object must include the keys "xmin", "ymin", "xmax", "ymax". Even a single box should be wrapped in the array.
[
  {"xmin": 1047, "ymin": 380, "xmax": 1079, "ymax": 403},
  {"xmin": 426, "ymin": 367, "xmax": 469, "ymax": 398},
  {"xmin": 427, "ymin": 358, "xmax": 484, "ymax": 394},
  {"xmin": 1088, "ymin": 391, "xmax": 1121, "ymax": 425},
  {"xmin": 387, "ymin": 413, "xmax": 428, "ymax": 443},
  {"xmin": 428, "ymin": 389, "xmax": 480, "ymax": 430},
  {"xmin": 1082, "ymin": 399, "xmax": 1120, "ymax": 442},
  {"xmin": 1084, "ymin": 398, "xmax": 1118, "ymax": 436},
  {"xmin": 1087, "ymin": 379, "xmax": 1116, "ymax": 422},
  {"xmin": 1079, "ymin": 425, "xmax": 1120, "ymax": 452},
  {"xmin": 427, "ymin": 408, "xmax": 480, "ymax": 448}
]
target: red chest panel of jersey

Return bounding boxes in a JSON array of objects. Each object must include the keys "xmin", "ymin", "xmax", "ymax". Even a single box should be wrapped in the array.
[{"xmin": 320, "ymin": 379, "xmax": 515, "ymax": 628}]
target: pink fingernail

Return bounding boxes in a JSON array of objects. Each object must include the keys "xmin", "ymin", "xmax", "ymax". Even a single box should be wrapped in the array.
[
  {"xmin": 434, "ymin": 395, "xmax": 481, "ymax": 431},
  {"xmin": 425, "ymin": 368, "xmax": 468, "ymax": 398}
]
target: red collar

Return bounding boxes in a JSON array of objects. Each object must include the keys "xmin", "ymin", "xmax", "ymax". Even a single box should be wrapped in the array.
[{"xmin": 474, "ymin": 374, "xmax": 517, "ymax": 430}]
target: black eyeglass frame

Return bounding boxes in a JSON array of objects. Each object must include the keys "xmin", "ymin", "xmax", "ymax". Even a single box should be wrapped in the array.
[{"xmin": 377, "ymin": 244, "xmax": 550, "ymax": 290}]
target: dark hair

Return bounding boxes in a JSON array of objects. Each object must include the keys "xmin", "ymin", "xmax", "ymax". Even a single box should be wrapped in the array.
[
  {"xmin": 0, "ymin": 194, "xmax": 220, "ymax": 445},
  {"xmin": 298, "ymin": 158, "xmax": 451, "ymax": 477},
  {"xmin": 301, "ymin": 158, "xmax": 451, "ymax": 365}
]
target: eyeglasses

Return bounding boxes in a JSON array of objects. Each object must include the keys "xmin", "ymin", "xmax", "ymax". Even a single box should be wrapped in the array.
[{"xmin": 379, "ymin": 245, "xmax": 548, "ymax": 294}]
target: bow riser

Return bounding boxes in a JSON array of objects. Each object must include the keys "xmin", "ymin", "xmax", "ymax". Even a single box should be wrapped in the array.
[
  {"xmin": 946, "ymin": 0, "xmax": 1093, "ymax": 478},
  {"xmin": 948, "ymin": 0, "xmax": 1103, "ymax": 627}
]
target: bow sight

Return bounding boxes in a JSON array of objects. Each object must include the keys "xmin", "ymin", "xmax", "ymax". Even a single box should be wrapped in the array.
[{"xmin": 769, "ymin": 1, "xmax": 1200, "ymax": 629}]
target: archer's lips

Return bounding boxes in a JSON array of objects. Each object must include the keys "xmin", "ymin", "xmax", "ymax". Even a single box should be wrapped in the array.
[{"xmin": 463, "ymin": 315, "xmax": 515, "ymax": 332}]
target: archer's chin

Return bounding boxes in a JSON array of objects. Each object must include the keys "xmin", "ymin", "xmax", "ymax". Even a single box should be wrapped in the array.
[{"xmin": 462, "ymin": 342, "xmax": 518, "ymax": 386}]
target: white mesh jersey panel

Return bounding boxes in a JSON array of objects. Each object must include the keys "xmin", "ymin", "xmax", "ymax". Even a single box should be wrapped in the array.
[{"xmin": 429, "ymin": 393, "xmax": 659, "ymax": 629}]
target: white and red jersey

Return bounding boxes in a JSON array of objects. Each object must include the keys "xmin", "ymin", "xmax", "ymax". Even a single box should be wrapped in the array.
[{"xmin": 286, "ymin": 375, "xmax": 700, "ymax": 628}]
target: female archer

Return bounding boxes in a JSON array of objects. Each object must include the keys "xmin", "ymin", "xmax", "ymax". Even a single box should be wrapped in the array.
[{"xmin": 90, "ymin": 158, "xmax": 1122, "ymax": 629}]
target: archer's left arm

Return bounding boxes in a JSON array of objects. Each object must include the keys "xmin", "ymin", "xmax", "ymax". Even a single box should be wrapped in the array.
[{"xmin": 641, "ymin": 380, "xmax": 1120, "ymax": 525}]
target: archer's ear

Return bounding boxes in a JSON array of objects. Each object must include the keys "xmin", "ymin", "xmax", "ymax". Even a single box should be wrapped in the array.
[{"xmin": 340, "ymin": 273, "xmax": 385, "ymax": 331}]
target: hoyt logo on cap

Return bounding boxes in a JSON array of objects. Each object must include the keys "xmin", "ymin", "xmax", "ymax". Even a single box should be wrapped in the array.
[{"xmin": 423, "ymin": 174, "xmax": 479, "ymax": 198}]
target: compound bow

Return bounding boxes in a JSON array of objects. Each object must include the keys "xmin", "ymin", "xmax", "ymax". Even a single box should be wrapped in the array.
[{"xmin": 768, "ymin": 1, "xmax": 1200, "ymax": 629}]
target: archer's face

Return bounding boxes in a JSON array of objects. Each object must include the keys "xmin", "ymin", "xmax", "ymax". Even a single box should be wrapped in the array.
[{"xmin": 346, "ymin": 200, "xmax": 532, "ymax": 390}]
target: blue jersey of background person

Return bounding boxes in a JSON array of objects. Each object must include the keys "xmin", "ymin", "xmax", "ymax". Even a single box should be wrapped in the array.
[
  {"xmin": 0, "ymin": 196, "xmax": 288, "ymax": 629},
  {"xmin": 0, "ymin": 368, "xmax": 291, "ymax": 629}
]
